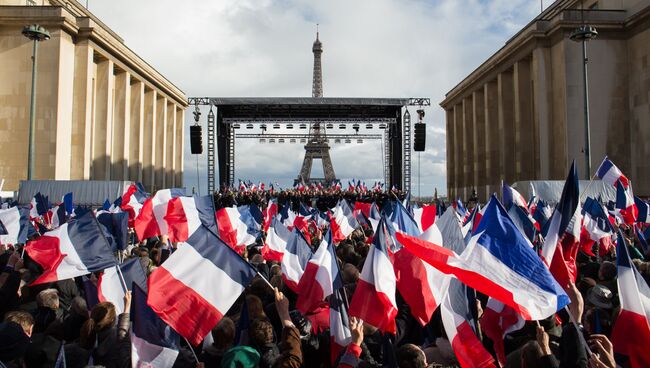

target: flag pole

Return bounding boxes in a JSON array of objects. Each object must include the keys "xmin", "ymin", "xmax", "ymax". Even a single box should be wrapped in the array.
[
  {"xmin": 115, "ymin": 262, "xmax": 129, "ymax": 293},
  {"xmin": 579, "ymin": 173, "xmax": 598, "ymax": 202},
  {"xmin": 183, "ymin": 336, "xmax": 201, "ymax": 364}
]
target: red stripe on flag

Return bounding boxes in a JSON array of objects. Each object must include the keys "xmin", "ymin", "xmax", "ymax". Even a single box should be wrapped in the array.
[
  {"xmin": 296, "ymin": 262, "xmax": 326, "ymax": 315},
  {"xmin": 25, "ymin": 235, "xmax": 65, "ymax": 285},
  {"xmin": 612, "ymin": 309, "xmax": 650, "ymax": 368},
  {"xmin": 215, "ymin": 209, "xmax": 239, "ymax": 250},
  {"xmin": 394, "ymin": 248, "xmax": 438, "ymax": 325},
  {"xmin": 147, "ymin": 266, "xmax": 223, "ymax": 345},
  {"xmin": 134, "ymin": 199, "xmax": 160, "ymax": 240},
  {"xmin": 165, "ymin": 198, "xmax": 189, "ymax": 243},
  {"xmin": 451, "ymin": 321, "xmax": 496, "ymax": 368},
  {"xmin": 348, "ymin": 279, "xmax": 397, "ymax": 334}
]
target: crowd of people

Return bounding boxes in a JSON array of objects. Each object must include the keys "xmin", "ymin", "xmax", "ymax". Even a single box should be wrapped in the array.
[{"xmin": 0, "ymin": 183, "xmax": 645, "ymax": 368}]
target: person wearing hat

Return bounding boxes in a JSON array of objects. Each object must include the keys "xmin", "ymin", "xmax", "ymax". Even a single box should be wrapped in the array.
[
  {"xmin": 0, "ymin": 321, "xmax": 31, "ymax": 367},
  {"xmin": 586, "ymin": 285, "xmax": 614, "ymax": 311}
]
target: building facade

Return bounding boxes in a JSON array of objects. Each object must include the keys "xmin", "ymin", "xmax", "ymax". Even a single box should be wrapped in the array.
[
  {"xmin": 440, "ymin": 0, "xmax": 650, "ymax": 200},
  {"xmin": 0, "ymin": 0, "xmax": 187, "ymax": 193}
]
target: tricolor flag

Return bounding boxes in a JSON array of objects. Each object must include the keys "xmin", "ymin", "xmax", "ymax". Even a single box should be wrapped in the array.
[
  {"xmin": 49, "ymin": 205, "xmax": 67, "ymax": 229},
  {"xmin": 131, "ymin": 284, "xmax": 180, "ymax": 368},
  {"xmin": 388, "ymin": 200, "xmax": 421, "ymax": 238},
  {"xmin": 396, "ymin": 196, "xmax": 569, "ymax": 321},
  {"xmin": 349, "ymin": 218, "xmax": 398, "ymax": 333},
  {"xmin": 296, "ymin": 230, "xmax": 341, "ymax": 314},
  {"xmin": 413, "ymin": 204, "xmax": 437, "ymax": 233},
  {"xmin": 121, "ymin": 183, "xmax": 149, "ymax": 223},
  {"xmin": 262, "ymin": 198, "xmax": 278, "ymax": 232},
  {"xmin": 441, "ymin": 278, "xmax": 495, "ymax": 368},
  {"xmin": 164, "ymin": 195, "xmax": 217, "ymax": 243},
  {"xmin": 30, "ymin": 192, "xmax": 50, "ymax": 219},
  {"xmin": 25, "ymin": 211, "xmax": 116, "ymax": 285},
  {"xmin": 507, "ymin": 205, "xmax": 538, "ymax": 243},
  {"xmin": 596, "ymin": 156, "xmax": 629, "ymax": 188},
  {"xmin": 541, "ymin": 162, "xmax": 581, "ymax": 288},
  {"xmin": 262, "ymin": 217, "xmax": 291, "ymax": 262},
  {"xmin": 329, "ymin": 287, "xmax": 351, "ymax": 364},
  {"xmin": 147, "ymin": 225, "xmax": 257, "ymax": 345},
  {"xmin": 611, "ymin": 231, "xmax": 650, "ymax": 368},
  {"xmin": 97, "ymin": 257, "xmax": 148, "ymax": 314},
  {"xmin": 97, "ymin": 211, "xmax": 129, "ymax": 252},
  {"xmin": 480, "ymin": 298, "xmax": 524, "ymax": 367},
  {"xmin": 330, "ymin": 199, "xmax": 359, "ymax": 243},
  {"xmin": 280, "ymin": 228, "xmax": 313, "ymax": 292},
  {"xmin": 580, "ymin": 197, "xmax": 614, "ymax": 256},
  {"xmin": 134, "ymin": 189, "xmax": 185, "ymax": 240},
  {"xmin": 0, "ymin": 206, "xmax": 32, "ymax": 245},
  {"xmin": 635, "ymin": 197, "xmax": 650, "ymax": 224},
  {"xmin": 502, "ymin": 182, "xmax": 528, "ymax": 210},
  {"xmin": 215, "ymin": 205, "xmax": 258, "ymax": 252},
  {"xmin": 615, "ymin": 180, "xmax": 638, "ymax": 225},
  {"xmin": 393, "ymin": 210, "xmax": 449, "ymax": 326},
  {"xmin": 62, "ymin": 192, "xmax": 74, "ymax": 217}
]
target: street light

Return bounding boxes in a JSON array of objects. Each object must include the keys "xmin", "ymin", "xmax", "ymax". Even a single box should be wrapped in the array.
[
  {"xmin": 570, "ymin": 24, "xmax": 597, "ymax": 179},
  {"xmin": 22, "ymin": 24, "xmax": 50, "ymax": 180}
]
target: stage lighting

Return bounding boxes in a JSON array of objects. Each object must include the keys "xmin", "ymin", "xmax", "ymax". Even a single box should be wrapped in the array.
[
  {"xmin": 338, "ymin": 123, "xmax": 346, "ymax": 129},
  {"xmin": 379, "ymin": 123, "xmax": 387, "ymax": 129},
  {"xmin": 290, "ymin": 138, "xmax": 296, "ymax": 143},
  {"xmin": 233, "ymin": 123, "xmax": 241, "ymax": 129},
  {"xmin": 357, "ymin": 139, "xmax": 363, "ymax": 144},
  {"xmin": 246, "ymin": 123, "xmax": 254, "ymax": 129},
  {"xmin": 269, "ymin": 138, "xmax": 276, "ymax": 143},
  {"xmin": 365, "ymin": 123, "xmax": 373, "ymax": 129},
  {"xmin": 300, "ymin": 138, "xmax": 306, "ymax": 143},
  {"xmin": 335, "ymin": 138, "xmax": 341, "ymax": 144},
  {"xmin": 273, "ymin": 123, "xmax": 280, "ymax": 129},
  {"xmin": 260, "ymin": 138, "xmax": 266, "ymax": 143},
  {"xmin": 299, "ymin": 123, "xmax": 307, "ymax": 129},
  {"xmin": 326, "ymin": 123, "xmax": 333, "ymax": 129},
  {"xmin": 345, "ymin": 139, "xmax": 351, "ymax": 144},
  {"xmin": 286, "ymin": 123, "xmax": 293, "ymax": 129}
]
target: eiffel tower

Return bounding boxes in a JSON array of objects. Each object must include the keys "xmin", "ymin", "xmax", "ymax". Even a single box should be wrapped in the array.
[{"xmin": 296, "ymin": 29, "xmax": 337, "ymax": 186}]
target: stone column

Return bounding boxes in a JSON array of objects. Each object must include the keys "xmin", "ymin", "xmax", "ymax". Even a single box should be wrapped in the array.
[
  {"xmin": 174, "ymin": 108, "xmax": 184, "ymax": 187},
  {"xmin": 92, "ymin": 59, "xmax": 114, "ymax": 181},
  {"xmin": 472, "ymin": 89, "xmax": 486, "ymax": 200},
  {"xmin": 532, "ymin": 47, "xmax": 552, "ymax": 179},
  {"xmin": 514, "ymin": 58, "xmax": 536, "ymax": 182},
  {"xmin": 54, "ymin": 31, "xmax": 75, "ymax": 181},
  {"xmin": 484, "ymin": 80, "xmax": 500, "ymax": 196},
  {"xmin": 70, "ymin": 41, "xmax": 94, "ymax": 180},
  {"xmin": 446, "ymin": 108, "xmax": 455, "ymax": 200},
  {"xmin": 129, "ymin": 80, "xmax": 144, "ymax": 182},
  {"xmin": 112, "ymin": 71, "xmax": 130, "ymax": 181},
  {"xmin": 463, "ymin": 97, "xmax": 474, "ymax": 200},
  {"xmin": 165, "ymin": 103, "xmax": 176, "ymax": 187},
  {"xmin": 143, "ymin": 89, "xmax": 156, "ymax": 191},
  {"xmin": 155, "ymin": 95, "xmax": 167, "ymax": 190},
  {"xmin": 498, "ymin": 69, "xmax": 515, "ymax": 184},
  {"xmin": 453, "ymin": 104, "xmax": 463, "ymax": 200}
]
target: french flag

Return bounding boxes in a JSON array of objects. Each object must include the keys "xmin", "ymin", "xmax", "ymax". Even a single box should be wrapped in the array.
[
  {"xmin": 480, "ymin": 298, "xmax": 524, "ymax": 367},
  {"xmin": 502, "ymin": 182, "xmax": 528, "ymax": 210},
  {"xmin": 388, "ymin": 200, "xmax": 421, "ymax": 237},
  {"xmin": 349, "ymin": 218, "xmax": 398, "ymax": 333},
  {"xmin": 532, "ymin": 199, "xmax": 553, "ymax": 232},
  {"xmin": 131, "ymin": 284, "xmax": 180, "ymax": 368},
  {"xmin": 120, "ymin": 183, "xmax": 149, "ymax": 222},
  {"xmin": 147, "ymin": 225, "xmax": 257, "ymax": 345},
  {"xmin": 97, "ymin": 212, "xmax": 129, "ymax": 252},
  {"xmin": 615, "ymin": 180, "xmax": 638, "ymax": 225},
  {"xmin": 611, "ymin": 231, "xmax": 650, "ymax": 368},
  {"xmin": 0, "ymin": 206, "xmax": 32, "ymax": 245},
  {"xmin": 263, "ymin": 198, "xmax": 278, "ymax": 232},
  {"xmin": 135, "ymin": 189, "xmax": 185, "ymax": 241},
  {"xmin": 596, "ymin": 156, "xmax": 629, "ymax": 188},
  {"xmin": 216, "ymin": 205, "xmax": 258, "ymax": 252},
  {"xmin": 296, "ymin": 230, "xmax": 341, "ymax": 314},
  {"xmin": 49, "ymin": 205, "xmax": 67, "ymax": 229},
  {"xmin": 396, "ymin": 196, "xmax": 569, "ymax": 321},
  {"xmin": 30, "ymin": 192, "xmax": 50, "ymax": 219},
  {"xmin": 541, "ymin": 162, "xmax": 581, "ymax": 288},
  {"xmin": 580, "ymin": 197, "xmax": 614, "ymax": 257},
  {"xmin": 330, "ymin": 199, "xmax": 359, "ymax": 243},
  {"xmin": 164, "ymin": 195, "xmax": 217, "ymax": 243},
  {"xmin": 507, "ymin": 205, "xmax": 538, "ymax": 243},
  {"xmin": 330, "ymin": 287, "xmax": 351, "ymax": 364},
  {"xmin": 635, "ymin": 197, "xmax": 650, "ymax": 224},
  {"xmin": 25, "ymin": 211, "xmax": 116, "ymax": 285},
  {"xmin": 394, "ymin": 219, "xmax": 448, "ymax": 326},
  {"xmin": 441, "ymin": 278, "xmax": 495, "ymax": 368},
  {"xmin": 413, "ymin": 204, "xmax": 437, "ymax": 233},
  {"xmin": 62, "ymin": 192, "xmax": 74, "ymax": 217},
  {"xmin": 262, "ymin": 217, "xmax": 291, "ymax": 262},
  {"xmin": 280, "ymin": 228, "xmax": 313, "ymax": 293},
  {"xmin": 97, "ymin": 257, "xmax": 148, "ymax": 314}
]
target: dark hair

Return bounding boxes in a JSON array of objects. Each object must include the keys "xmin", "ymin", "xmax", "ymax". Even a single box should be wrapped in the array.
[
  {"xmin": 396, "ymin": 344, "xmax": 426, "ymax": 368},
  {"xmin": 249, "ymin": 318, "xmax": 274, "ymax": 345},
  {"xmin": 211, "ymin": 317, "xmax": 235, "ymax": 349},
  {"xmin": 520, "ymin": 340, "xmax": 544, "ymax": 368},
  {"xmin": 79, "ymin": 302, "xmax": 116, "ymax": 349},
  {"xmin": 4, "ymin": 311, "xmax": 34, "ymax": 334}
]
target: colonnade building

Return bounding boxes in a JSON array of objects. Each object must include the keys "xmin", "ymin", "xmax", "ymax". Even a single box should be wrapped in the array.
[
  {"xmin": 0, "ymin": 0, "xmax": 187, "ymax": 192},
  {"xmin": 440, "ymin": 0, "xmax": 650, "ymax": 200}
]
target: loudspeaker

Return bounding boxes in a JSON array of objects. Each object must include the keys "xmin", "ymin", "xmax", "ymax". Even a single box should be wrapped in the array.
[
  {"xmin": 190, "ymin": 125, "xmax": 203, "ymax": 154},
  {"xmin": 414, "ymin": 123, "xmax": 426, "ymax": 151}
]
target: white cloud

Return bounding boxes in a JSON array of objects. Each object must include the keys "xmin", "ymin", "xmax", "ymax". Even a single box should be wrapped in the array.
[{"xmin": 86, "ymin": 0, "xmax": 546, "ymax": 196}]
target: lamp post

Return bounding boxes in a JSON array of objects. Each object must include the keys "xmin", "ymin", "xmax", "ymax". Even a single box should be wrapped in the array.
[
  {"xmin": 570, "ymin": 24, "xmax": 597, "ymax": 179},
  {"xmin": 22, "ymin": 24, "xmax": 50, "ymax": 180}
]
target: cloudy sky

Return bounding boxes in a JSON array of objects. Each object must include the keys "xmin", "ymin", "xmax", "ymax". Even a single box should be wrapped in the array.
[{"xmin": 87, "ymin": 0, "xmax": 550, "ymax": 196}]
